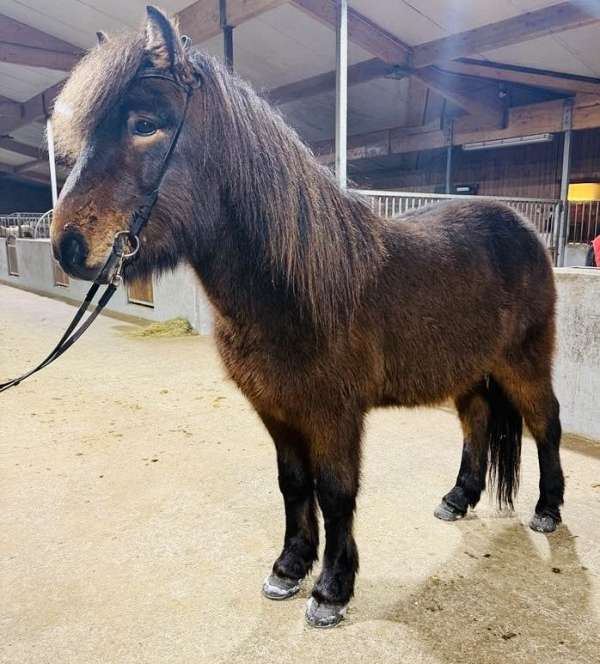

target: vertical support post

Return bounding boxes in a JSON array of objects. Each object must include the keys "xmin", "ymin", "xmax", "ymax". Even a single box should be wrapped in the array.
[
  {"xmin": 445, "ymin": 120, "xmax": 454, "ymax": 194},
  {"xmin": 220, "ymin": 0, "xmax": 234, "ymax": 72},
  {"xmin": 557, "ymin": 99, "xmax": 573, "ymax": 267},
  {"xmin": 335, "ymin": 0, "xmax": 348, "ymax": 189},
  {"xmin": 46, "ymin": 116, "xmax": 58, "ymax": 207}
]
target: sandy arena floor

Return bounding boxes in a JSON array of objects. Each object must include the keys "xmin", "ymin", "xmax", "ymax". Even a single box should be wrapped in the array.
[{"xmin": 1, "ymin": 284, "xmax": 600, "ymax": 664}]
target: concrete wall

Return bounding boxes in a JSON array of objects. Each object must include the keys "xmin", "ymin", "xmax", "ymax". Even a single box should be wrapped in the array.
[
  {"xmin": 554, "ymin": 268, "xmax": 600, "ymax": 441},
  {"xmin": 564, "ymin": 243, "xmax": 592, "ymax": 267},
  {"xmin": 0, "ymin": 238, "xmax": 214, "ymax": 334}
]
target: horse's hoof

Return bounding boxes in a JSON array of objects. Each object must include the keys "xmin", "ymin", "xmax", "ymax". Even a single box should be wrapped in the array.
[
  {"xmin": 434, "ymin": 500, "xmax": 466, "ymax": 522},
  {"xmin": 529, "ymin": 513, "xmax": 560, "ymax": 533},
  {"xmin": 262, "ymin": 573, "xmax": 302, "ymax": 600},
  {"xmin": 305, "ymin": 596, "xmax": 347, "ymax": 628}
]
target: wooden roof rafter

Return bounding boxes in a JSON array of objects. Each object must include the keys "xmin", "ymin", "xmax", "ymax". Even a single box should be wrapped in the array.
[
  {"xmin": 289, "ymin": 0, "xmax": 600, "ymax": 119},
  {"xmin": 0, "ymin": 160, "xmax": 53, "ymax": 185},
  {"xmin": 0, "ymin": 0, "xmax": 286, "ymax": 140},
  {"xmin": 0, "ymin": 12, "xmax": 83, "ymax": 71}
]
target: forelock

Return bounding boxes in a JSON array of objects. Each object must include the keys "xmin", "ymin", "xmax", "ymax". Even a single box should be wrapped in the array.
[{"xmin": 52, "ymin": 31, "xmax": 145, "ymax": 161}]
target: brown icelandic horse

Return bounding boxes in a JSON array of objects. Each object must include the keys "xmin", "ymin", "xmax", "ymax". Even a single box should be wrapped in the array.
[{"xmin": 50, "ymin": 7, "xmax": 564, "ymax": 627}]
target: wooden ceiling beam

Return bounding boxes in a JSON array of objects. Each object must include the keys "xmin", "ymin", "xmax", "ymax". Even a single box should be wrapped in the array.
[
  {"xmin": 265, "ymin": 54, "xmax": 600, "ymax": 111},
  {"xmin": 14, "ymin": 157, "xmax": 48, "ymax": 173},
  {"xmin": 0, "ymin": 81, "xmax": 64, "ymax": 136},
  {"xmin": 0, "ymin": 12, "xmax": 82, "ymax": 55},
  {"xmin": 0, "ymin": 13, "xmax": 81, "ymax": 133},
  {"xmin": 442, "ymin": 58, "xmax": 600, "ymax": 96},
  {"xmin": 264, "ymin": 58, "xmax": 500, "ymax": 119},
  {"xmin": 0, "ymin": 1, "xmax": 284, "ymax": 137},
  {"xmin": 0, "ymin": 12, "xmax": 83, "ymax": 71},
  {"xmin": 0, "ymin": 137, "xmax": 42, "ymax": 159},
  {"xmin": 411, "ymin": 67, "xmax": 503, "ymax": 119},
  {"xmin": 312, "ymin": 93, "xmax": 600, "ymax": 163},
  {"xmin": 292, "ymin": 0, "xmax": 410, "ymax": 66},
  {"xmin": 288, "ymin": 0, "xmax": 600, "ymax": 115},
  {"xmin": 291, "ymin": 0, "xmax": 502, "ymax": 117},
  {"xmin": 405, "ymin": 78, "xmax": 429, "ymax": 128},
  {"xmin": 411, "ymin": 2, "xmax": 600, "ymax": 69},
  {"xmin": 0, "ymin": 95, "xmax": 23, "ymax": 125},
  {"xmin": 178, "ymin": 0, "xmax": 287, "ymax": 43},
  {"xmin": 264, "ymin": 57, "xmax": 396, "ymax": 105},
  {"xmin": 0, "ymin": 42, "xmax": 80, "ymax": 71},
  {"xmin": 0, "ymin": 160, "xmax": 49, "ymax": 184}
]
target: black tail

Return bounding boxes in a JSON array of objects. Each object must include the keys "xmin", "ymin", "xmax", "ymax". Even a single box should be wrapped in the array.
[{"xmin": 485, "ymin": 377, "xmax": 523, "ymax": 509}]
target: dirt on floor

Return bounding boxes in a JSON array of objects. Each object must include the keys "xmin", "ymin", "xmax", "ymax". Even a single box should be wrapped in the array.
[{"xmin": 1, "ymin": 284, "xmax": 600, "ymax": 664}]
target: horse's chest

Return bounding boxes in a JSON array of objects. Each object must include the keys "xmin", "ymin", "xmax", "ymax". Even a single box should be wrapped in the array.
[{"xmin": 214, "ymin": 318, "xmax": 315, "ymax": 412}]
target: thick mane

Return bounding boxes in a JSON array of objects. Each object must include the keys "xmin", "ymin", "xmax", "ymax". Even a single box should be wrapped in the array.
[
  {"xmin": 52, "ymin": 23, "xmax": 388, "ymax": 333},
  {"xmin": 191, "ymin": 53, "xmax": 388, "ymax": 332}
]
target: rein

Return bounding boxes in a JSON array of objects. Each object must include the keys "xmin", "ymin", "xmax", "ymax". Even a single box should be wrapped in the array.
[{"xmin": 0, "ymin": 70, "xmax": 195, "ymax": 394}]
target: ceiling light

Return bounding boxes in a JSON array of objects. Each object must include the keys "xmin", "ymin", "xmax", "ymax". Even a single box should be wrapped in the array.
[{"xmin": 462, "ymin": 133, "xmax": 553, "ymax": 151}]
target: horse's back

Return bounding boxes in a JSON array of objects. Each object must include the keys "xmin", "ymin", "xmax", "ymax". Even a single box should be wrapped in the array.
[
  {"xmin": 370, "ymin": 199, "xmax": 556, "ymax": 406},
  {"xmin": 390, "ymin": 199, "xmax": 554, "ymax": 304}
]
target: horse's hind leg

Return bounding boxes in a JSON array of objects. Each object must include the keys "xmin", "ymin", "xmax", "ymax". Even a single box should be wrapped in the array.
[
  {"xmin": 435, "ymin": 382, "xmax": 490, "ymax": 521},
  {"xmin": 493, "ymin": 314, "xmax": 565, "ymax": 532},
  {"xmin": 260, "ymin": 414, "xmax": 318, "ymax": 600},
  {"xmin": 529, "ymin": 390, "xmax": 563, "ymax": 532},
  {"xmin": 496, "ymin": 368, "xmax": 564, "ymax": 533}
]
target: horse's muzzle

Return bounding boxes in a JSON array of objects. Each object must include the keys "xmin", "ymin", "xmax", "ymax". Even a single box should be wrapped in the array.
[{"xmin": 55, "ymin": 228, "xmax": 102, "ymax": 282}]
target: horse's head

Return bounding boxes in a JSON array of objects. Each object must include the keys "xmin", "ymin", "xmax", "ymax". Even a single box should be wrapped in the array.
[{"xmin": 51, "ymin": 6, "xmax": 207, "ymax": 282}]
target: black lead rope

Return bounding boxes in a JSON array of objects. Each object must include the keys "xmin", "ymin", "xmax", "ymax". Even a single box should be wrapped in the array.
[{"xmin": 0, "ymin": 70, "xmax": 195, "ymax": 394}]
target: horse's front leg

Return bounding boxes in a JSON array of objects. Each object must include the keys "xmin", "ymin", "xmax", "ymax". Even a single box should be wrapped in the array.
[
  {"xmin": 260, "ymin": 413, "xmax": 318, "ymax": 600},
  {"xmin": 306, "ymin": 410, "xmax": 362, "ymax": 628}
]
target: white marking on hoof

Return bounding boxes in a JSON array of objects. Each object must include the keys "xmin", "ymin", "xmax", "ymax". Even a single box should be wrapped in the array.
[
  {"xmin": 262, "ymin": 574, "xmax": 301, "ymax": 600},
  {"xmin": 529, "ymin": 514, "xmax": 559, "ymax": 533},
  {"xmin": 305, "ymin": 596, "xmax": 347, "ymax": 628}
]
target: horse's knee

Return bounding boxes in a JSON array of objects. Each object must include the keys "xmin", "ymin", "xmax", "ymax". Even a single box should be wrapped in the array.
[
  {"xmin": 277, "ymin": 460, "xmax": 312, "ymax": 500},
  {"xmin": 315, "ymin": 472, "xmax": 357, "ymax": 518}
]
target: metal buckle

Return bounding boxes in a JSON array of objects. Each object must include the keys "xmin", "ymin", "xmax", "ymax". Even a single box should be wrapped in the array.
[
  {"xmin": 113, "ymin": 230, "xmax": 140, "ymax": 259},
  {"xmin": 110, "ymin": 231, "xmax": 140, "ymax": 286}
]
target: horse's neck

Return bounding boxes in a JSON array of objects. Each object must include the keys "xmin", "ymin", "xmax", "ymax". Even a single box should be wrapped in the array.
[
  {"xmin": 187, "ymin": 209, "xmax": 302, "ymax": 329},
  {"xmin": 186, "ymin": 100, "xmax": 388, "ymax": 332}
]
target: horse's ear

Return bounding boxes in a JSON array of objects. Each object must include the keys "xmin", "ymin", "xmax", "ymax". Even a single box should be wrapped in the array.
[
  {"xmin": 144, "ymin": 5, "xmax": 186, "ymax": 70},
  {"xmin": 96, "ymin": 31, "xmax": 108, "ymax": 46}
]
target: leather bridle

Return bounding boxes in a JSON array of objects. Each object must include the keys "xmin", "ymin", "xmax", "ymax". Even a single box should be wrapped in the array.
[{"xmin": 0, "ymin": 68, "xmax": 197, "ymax": 393}]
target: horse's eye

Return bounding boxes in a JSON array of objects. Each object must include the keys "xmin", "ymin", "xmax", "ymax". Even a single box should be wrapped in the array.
[{"xmin": 133, "ymin": 118, "xmax": 157, "ymax": 136}]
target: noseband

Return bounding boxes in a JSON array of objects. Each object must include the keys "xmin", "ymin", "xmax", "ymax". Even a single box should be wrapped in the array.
[{"xmin": 0, "ymin": 68, "xmax": 198, "ymax": 393}]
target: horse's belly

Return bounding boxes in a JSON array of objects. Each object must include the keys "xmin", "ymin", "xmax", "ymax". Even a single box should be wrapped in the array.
[{"xmin": 382, "ymin": 332, "xmax": 499, "ymax": 406}]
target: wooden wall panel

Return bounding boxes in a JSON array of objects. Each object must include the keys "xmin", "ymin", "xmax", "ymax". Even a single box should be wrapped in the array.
[{"xmin": 359, "ymin": 127, "xmax": 600, "ymax": 199}]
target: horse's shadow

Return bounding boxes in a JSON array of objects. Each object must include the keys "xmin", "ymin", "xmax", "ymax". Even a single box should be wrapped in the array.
[{"xmin": 366, "ymin": 521, "xmax": 598, "ymax": 663}]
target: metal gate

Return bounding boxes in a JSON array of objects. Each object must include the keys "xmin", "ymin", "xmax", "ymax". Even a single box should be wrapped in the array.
[{"xmin": 355, "ymin": 190, "xmax": 562, "ymax": 265}]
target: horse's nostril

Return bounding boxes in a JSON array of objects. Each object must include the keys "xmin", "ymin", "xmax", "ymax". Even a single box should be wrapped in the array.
[{"xmin": 59, "ymin": 230, "xmax": 88, "ymax": 268}]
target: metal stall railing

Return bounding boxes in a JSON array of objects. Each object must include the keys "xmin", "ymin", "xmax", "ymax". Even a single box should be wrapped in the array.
[
  {"xmin": 0, "ymin": 211, "xmax": 46, "ymax": 238},
  {"xmin": 32, "ymin": 209, "xmax": 53, "ymax": 239},
  {"xmin": 354, "ymin": 190, "xmax": 562, "ymax": 265}
]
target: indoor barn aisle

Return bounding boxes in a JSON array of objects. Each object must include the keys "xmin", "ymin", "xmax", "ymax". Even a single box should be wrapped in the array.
[{"xmin": 1, "ymin": 284, "xmax": 599, "ymax": 664}]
